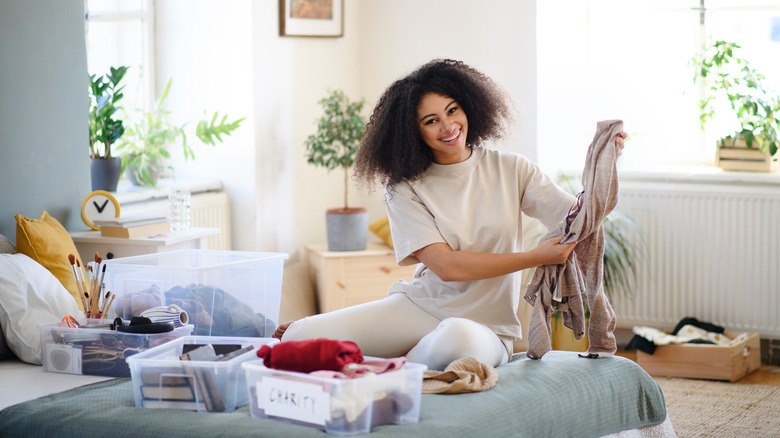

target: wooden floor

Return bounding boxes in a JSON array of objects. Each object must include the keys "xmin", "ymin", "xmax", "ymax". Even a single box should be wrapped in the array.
[{"xmin": 617, "ymin": 349, "xmax": 780, "ymax": 386}]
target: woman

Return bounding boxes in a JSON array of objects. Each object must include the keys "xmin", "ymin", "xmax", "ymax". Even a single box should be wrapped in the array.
[{"xmin": 277, "ymin": 59, "xmax": 626, "ymax": 370}]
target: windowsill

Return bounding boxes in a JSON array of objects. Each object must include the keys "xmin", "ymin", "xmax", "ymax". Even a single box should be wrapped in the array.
[
  {"xmin": 563, "ymin": 164, "xmax": 780, "ymax": 188},
  {"xmin": 113, "ymin": 177, "xmax": 223, "ymax": 205}
]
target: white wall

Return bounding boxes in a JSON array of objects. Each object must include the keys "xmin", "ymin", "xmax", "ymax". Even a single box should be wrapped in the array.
[{"xmin": 156, "ymin": 0, "xmax": 539, "ymax": 262}]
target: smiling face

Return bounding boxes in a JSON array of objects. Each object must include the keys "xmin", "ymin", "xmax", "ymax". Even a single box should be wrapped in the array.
[{"xmin": 417, "ymin": 92, "xmax": 470, "ymax": 164}]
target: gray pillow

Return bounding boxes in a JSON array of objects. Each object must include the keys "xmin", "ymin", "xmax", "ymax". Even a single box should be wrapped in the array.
[{"xmin": 0, "ymin": 234, "xmax": 14, "ymax": 254}]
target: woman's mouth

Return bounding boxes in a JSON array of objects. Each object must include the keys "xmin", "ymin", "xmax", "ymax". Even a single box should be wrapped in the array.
[{"xmin": 440, "ymin": 130, "xmax": 460, "ymax": 144}]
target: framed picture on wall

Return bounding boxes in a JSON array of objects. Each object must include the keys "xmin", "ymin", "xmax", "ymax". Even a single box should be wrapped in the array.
[{"xmin": 279, "ymin": 0, "xmax": 344, "ymax": 37}]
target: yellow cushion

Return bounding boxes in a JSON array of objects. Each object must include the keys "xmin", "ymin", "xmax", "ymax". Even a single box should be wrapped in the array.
[
  {"xmin": 369, "ymin": 216, "xmax": 394, "ymax": 249},
  {"xmin": 15, "ymin": 211, "xmax": 84, "ymax": 311}
]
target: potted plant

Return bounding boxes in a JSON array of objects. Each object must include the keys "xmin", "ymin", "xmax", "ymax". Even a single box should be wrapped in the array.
[
  {"xmin": 304, "ymin": 89, "xmax": 368, "ymax": 251},
  {"xmin": 116, "ymin": 77, "xmax": 245, "ymax": 187},
  {"xmin": 693, "ymin": 40, "xmax": 780, "ymax": 171},
  {"xmin": 88, "ymin": 65, "xmax": 129, "ymax": 191}
]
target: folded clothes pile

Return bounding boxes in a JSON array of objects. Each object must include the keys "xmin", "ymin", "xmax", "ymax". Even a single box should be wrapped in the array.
[
  {"xmin": 626, "ymin": 316, "xmax": 749, "ymax": 355},
  {"xmin": 257, "ymin": 338, "xmax": 498, "ymax": 393}
]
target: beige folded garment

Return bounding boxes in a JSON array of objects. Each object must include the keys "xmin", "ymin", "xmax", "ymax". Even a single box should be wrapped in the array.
[{"xmin": 422, "ymin": 356, "xmax": 498, "ymax": 394}]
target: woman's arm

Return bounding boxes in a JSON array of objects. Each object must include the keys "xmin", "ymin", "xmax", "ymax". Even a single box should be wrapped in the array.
[{"xmin": 414, "ymin": 235, "xmax": 576, "ymax": 282}]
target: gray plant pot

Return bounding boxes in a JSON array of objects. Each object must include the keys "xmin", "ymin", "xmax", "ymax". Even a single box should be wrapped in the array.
[
  {"xmin": 326, "ymin": 208, "xmax": 369, "ymax": 251},
  {"xmin": 90, "ymin": 157, "xmax": 122, "ymax": 192}
]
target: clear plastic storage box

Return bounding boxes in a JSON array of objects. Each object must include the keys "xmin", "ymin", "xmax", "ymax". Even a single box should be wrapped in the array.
[
  {"xmin": 38, "ymin": 320, "xmax": 193, "ymax": 378},
  {"xmin": 242, "ymin": 359, "xmax": 426, "ymax": 435},
  {"xmin": 104, "ymin": 250, "xmax": 288, "ymax": 337},
  {"xmin": 126, "ymin": 335, "xmax": 278, "ymax": 412}
]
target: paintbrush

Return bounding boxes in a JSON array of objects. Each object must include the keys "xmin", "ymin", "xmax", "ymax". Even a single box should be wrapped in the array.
[
  {"xmin": 102, "ymin": 292, "xmax": 116, "ymax": 319},
  {"xmin": 68, "ymin": 254, "xmax": 88, "ymax": 311},
  {"xmin": 99, "ymin": 291, "xmax": 112, "ymax": 318},
  {"xmin": 76, "ymin": 259, "xmax": 88, "ymax": 298}
]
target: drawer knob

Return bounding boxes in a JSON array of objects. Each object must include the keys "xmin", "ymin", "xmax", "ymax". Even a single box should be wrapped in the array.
[
  {"xmin": 106, "ymin": 252, "xmax": 115, "ymax": 259},
  {"xmin": 379, "ymin": 266, "xmax": 391, "ymax": 274}
]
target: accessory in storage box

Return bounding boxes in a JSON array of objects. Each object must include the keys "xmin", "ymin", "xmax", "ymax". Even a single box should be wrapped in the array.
[
  {"xmin": 104, "ymin": 250, "xmax": 288, "ymax": 337},
  {"xmin": 242, "ymin": 358, "xmax": 426, "ymax": 435},
  {"xmin": 126, "ymin": 335, "xmax": 278, "ymax": 413},
  {"xmin": 39, "ymin": 320, "xmax": 193, "ymax": 377}
]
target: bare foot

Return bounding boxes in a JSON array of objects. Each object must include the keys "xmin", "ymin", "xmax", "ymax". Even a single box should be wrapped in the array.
[{"xmin": 273, "ymin": 321, "xmax": 293, "ymax": 340}]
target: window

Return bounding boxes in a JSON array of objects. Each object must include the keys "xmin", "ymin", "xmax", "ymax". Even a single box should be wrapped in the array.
[
  {"xmin": 84, "ymin": 0, "xmax": 154, "ymax": 113},
  {"xmin": 537, "ymin": 0, "xmax": 780, "ymax": 171}
]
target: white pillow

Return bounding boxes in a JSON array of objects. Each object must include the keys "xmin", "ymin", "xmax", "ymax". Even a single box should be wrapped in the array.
[{"xmin": 0, "ymin": 253, "xmax": 82, "ymax": 364}]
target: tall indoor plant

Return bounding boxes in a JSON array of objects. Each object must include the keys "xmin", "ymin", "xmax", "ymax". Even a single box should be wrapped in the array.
[
  {"xmin": 116, "ymin": 77, "xmax": 245, "ymax": 187},
  {"xmin": 693, "ymin": 40, "xmax": 780, "ymax": 171},
  {"xmin": 304, "ymin": 89, "xmax": 368, "ymax": 251},
  {"xmin": 88, "ymin": 65, "xmax": 129, "ymax": 191}
]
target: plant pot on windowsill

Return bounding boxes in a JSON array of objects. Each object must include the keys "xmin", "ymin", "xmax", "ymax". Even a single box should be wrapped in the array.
[
  {"xmin": 715, "ymin": 137, "xmax": 780, "ymax": 172},
  {"xmin": 90, "ymin": 157, "xmax": 122, "ymax": 192},
  {"xmin": 326, "ymin": 208, "xmax": 369, "ymax": 251},
  {"xmin": 123, "ymin": 154, "xmax": 165, "ymax": 187}
]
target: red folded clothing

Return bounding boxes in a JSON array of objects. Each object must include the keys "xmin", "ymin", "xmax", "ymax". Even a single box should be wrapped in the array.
[{"xmin": 257, "ymin": 338, "xmax": 364, "ymax": 373}]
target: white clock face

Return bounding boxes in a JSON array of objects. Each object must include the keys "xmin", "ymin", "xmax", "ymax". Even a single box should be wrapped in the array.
[{"xmin": 81, "ymin": 190, "xmax": 120, "ymax": 230}]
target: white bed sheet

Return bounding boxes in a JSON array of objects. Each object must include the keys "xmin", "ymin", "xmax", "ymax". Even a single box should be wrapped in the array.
[{"xmin": 0, "ymin": 359, "xmax": 111, "ymax": 411}]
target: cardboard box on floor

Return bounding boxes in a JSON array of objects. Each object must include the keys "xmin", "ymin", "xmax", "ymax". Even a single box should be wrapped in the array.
[{"xmin": 637, "ymin": 332, "xmax": 761, "ymax": 382}]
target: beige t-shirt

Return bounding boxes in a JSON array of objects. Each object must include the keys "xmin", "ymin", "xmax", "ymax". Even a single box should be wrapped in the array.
[{"xmin": 385, "ymin": 146, "xmax": 575, "ymax": 340}]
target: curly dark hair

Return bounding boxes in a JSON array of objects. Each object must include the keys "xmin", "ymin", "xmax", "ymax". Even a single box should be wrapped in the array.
[{"xmin": 354, "ymin": 59, "xmax": 514, "ymax": 191}]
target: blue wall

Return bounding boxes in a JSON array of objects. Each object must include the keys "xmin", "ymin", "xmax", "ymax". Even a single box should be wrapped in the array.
[{"xmin": 0, "ymin": 0, "xmax": 91, "ymax": 241}]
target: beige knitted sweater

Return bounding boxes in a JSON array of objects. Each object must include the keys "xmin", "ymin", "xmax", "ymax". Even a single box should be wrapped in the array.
[{"xmin": 523, "ymin": 120, "xmax": 623, "ymax": 359}]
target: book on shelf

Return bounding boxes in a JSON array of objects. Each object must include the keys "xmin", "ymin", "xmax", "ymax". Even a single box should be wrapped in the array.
[
  {"xmin": 93, "ymin": 214, "xmax": 168, "ymax": 228},
  {"xmin": 141, "ymin": 384, "xmax": 195, "ymax": 401},
  {"xmin": 100, "ymin": 221, "xmax": 171, "ymax": 238}
]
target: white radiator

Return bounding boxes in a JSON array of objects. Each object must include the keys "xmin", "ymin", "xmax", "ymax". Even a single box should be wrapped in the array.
[
  {"xmin": 614, "ymin": 179, "xmax": 780, "ymax": 338},
  {"xmin": 120, "ymin": 191, "xmax": 232, "ymax": 250}
]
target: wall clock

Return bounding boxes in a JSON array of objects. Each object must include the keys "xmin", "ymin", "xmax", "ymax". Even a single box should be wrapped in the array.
[{"xmin": 81, "ymin": 190, "xmax": 121, "ymax": 230}]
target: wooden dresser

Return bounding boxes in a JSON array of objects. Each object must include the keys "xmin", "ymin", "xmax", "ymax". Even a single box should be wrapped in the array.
[{"xmin": 306, "ymin": 242, "xmax": 417, "ymax": 313}]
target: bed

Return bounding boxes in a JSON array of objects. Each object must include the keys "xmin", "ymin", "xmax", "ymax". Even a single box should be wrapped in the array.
[
  {"xmin": 0, "ymin": 350, "xmax": 674, "ymax": 437},
  {"xmin": 0, "ymin": 227, "xmax": 675, "ymax": 437}
]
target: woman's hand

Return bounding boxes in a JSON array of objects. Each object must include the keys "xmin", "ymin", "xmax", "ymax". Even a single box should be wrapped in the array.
[
  {"xmin": 532, "ymin": 235, "xmax": 577, "ymax": 266},
  {"xmin": 616, "ymin": 131, "xmax": 628, "ymax": 156}
]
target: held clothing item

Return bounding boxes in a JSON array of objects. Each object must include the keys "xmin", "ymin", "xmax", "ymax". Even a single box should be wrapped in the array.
[{"xmin": 524, "ymin": 120, "xmax": 623, "ymax": 359}]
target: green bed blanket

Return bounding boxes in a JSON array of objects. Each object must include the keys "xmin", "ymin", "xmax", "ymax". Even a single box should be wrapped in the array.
[{"xmin": 0, "ymin": 351, "xmax": 666, "ymax": 437}]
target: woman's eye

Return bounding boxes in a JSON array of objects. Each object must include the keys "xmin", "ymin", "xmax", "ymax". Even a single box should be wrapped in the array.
[
  {"xmin": 424, "ymin": 119, "xmax": 436, "ymax": 126},
  {"xmin": 448, "ymin": 107, "xmax": 458, "ymax": 114}
]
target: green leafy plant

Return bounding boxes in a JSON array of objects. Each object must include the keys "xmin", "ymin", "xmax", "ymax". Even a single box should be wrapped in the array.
[
  {"xmin": 304, "ymin": 89, "xmax": 367, "ymax": 210},
  {"xmin": 88, "ymin": 66, "xmax": 129, "ymax": 159},
  {"xmin": 693, "ymin": 40, "xmax": 780, "ymax": 156},
  {"xmin": 116, "ymin": 77, "xmax": 245, "ymax": 187}
]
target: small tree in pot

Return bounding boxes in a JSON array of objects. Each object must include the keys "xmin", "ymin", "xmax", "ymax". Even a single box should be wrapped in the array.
[
  {"xmin": 88, "ymin": 65, "xmax": 129, "ymax": 191},
  {"xmin": 304, "ymin": 89, "xmax": 368, "ymax": 251}
]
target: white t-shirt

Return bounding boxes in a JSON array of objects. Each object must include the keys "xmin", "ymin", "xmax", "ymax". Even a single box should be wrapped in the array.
[{"xmin": 385, "ymin": 146, "xmax": 575, "ymax": 340}]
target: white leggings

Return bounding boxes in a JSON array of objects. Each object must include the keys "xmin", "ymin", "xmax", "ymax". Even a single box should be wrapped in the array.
[{"xmin": 281, "ymin": 293, "xmax": 511, "ymax": 371}]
